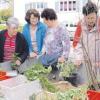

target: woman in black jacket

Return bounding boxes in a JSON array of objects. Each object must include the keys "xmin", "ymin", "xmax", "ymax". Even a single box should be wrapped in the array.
[{"xmin": 0, "ymin": 17, "xmax": 29, "ymax": 69}]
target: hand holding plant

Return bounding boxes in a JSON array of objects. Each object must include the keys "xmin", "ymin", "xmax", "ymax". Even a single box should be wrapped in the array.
[{"xmin": 11, "ymin": 53, "xmax": 21, "ymax": 69}]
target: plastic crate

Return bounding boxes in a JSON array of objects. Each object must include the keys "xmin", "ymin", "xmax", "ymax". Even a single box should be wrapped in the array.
[
  {"xmin": 0, "ymin": 75, "xmax": 42, "ymax": 100},
  {"xmin": 87, "ymin": 90, "xmax": 100, "ymax": 100}
]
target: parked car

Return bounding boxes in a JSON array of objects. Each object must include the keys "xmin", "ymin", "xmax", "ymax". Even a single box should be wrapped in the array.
[{"xmin": 61, "ymin": 22, "xmax": 77, "ymax": 41}]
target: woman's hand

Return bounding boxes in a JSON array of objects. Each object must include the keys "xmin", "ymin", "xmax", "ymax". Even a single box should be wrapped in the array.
[
  {"xmin": 30, "ymin": 52, "xmax": 38, "ymax": 58},
  {"xmin": 15, "ymin": 60, "xmax": 21, "ymax": 66},
  {"xmin": 42, "ymin": 52, "xmax": 46, "ymax": 55},
  {"xmin": 74, "ymin": 60, "xmax": 82, "ymax": 67},
  {"xmin": 58, "ymin": 56, "xmax": 65, "ymax": 63}
]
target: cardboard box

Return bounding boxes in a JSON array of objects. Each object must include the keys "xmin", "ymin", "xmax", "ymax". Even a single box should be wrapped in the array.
[{"xmin": 0, "ymin": 75, "xmax": 42, "ymax": 100}]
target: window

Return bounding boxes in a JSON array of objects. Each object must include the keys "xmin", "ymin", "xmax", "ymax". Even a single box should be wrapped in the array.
[
  {"xmin": 25, "ymin": 4, "xmax": 30, "ymax": 12},
  {"xmin": 41, "ymin": 3, "xmax": 43, "ymax": 8},
  {"xmin": 32, "ymin": 3, "xmax": 36, "ymax": 9},
  {"xmin": 37, "ymin": 2, "xmax": 47, "ymax": 9},
  {"xmin": 60, "ymin": 2, "xmax": 63, "ymax": 11},
  {"xmin": 44, "ymin": 3, "xmax": 47, "ymax": 8},
  {"xmin": 37, "ymin": 2, "xmax": 40, "ymax": 8},
  {"xmin": 30, "ymin": 3, "xmax": 32, "ymax": 9},
  {"xmin": 64, "ymin": 1, "xmax": 67, "ymax": 11},
  {"xmin": 69, "ymin": 1, "xmax": 72, "ymax": 11},
  {"xmin": 55, "ymin": 2, "xmax": 59, "ymax": 12},
  {"xmin": 73, "ymin": 1, "xmax": 76, "ymax": 11},
  {"xmin": 25, "ymin": 2, "xmax": 47, "ymax": 12}
]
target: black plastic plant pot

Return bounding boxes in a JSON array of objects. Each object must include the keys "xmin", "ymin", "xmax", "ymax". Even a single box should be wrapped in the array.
[{"xmin": 63, "ymin": 73, "xmax": 78, "ymax": 87}]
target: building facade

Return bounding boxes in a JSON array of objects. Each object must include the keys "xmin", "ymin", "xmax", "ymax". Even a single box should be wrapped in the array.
[{"xmin": 14, "ymin": 0, "xmax": 87, "ymax": 24}]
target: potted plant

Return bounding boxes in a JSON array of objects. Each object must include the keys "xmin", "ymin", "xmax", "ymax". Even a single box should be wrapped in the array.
[{"xmin": 59, "ymin": 61, "xmax": 77, "ymax": 86}]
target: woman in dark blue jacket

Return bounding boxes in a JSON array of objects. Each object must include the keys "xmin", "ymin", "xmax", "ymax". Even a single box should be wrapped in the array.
[{"xmin": 0, "ymin": 17, "xmax": 29, "ymax": 72}]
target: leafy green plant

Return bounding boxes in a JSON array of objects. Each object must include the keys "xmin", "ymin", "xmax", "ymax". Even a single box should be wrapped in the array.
[
  {"xmin": 24, "ymin": 63, "xmax": 50, "ymax": 80},
  {"xmin": 30, "ymin": 85, "xmax": 88, "ymax": 100},
  {"xmin": 24, "ymin": 63, "xmax": 58, "ymax": 93},
  {"xmin": 59, "ymin": 61, "xmax": 75, "ymax": 77},
  {"xmin": 0, "ymin": 24, "xmax": 23, "ymax": 32},
  {"xmin": 56, "ymin": 85, "xmax": 88, "ymax": 100},
  {"xmin": 11, "ymin": 53, "xmax": 20, "ymax": 69},
  {"xmin": 0, "ymin": 25, "xmax": 6, "ymax": 30},
  {"xmin": 40, "ymin": 76, "xmax": 58, "ymax": 93}
]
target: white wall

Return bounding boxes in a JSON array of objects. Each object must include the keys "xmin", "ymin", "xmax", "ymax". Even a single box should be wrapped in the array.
[{"xmin": 14, "ymin": 0, "xmax": 26, "ymax": 24}]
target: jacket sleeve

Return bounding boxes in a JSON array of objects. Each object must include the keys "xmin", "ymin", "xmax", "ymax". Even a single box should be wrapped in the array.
[
  {"xmin": 42, "ymin": 24, "xmax": 47, "ymax": 39},
  {"xmin": 60, "ymin": 27, "xmax": 70, "ymax": 59},
  {"xmin": 22, "ymin": 25, "xmax": 33, "ymax": 53},
  {"xmin": 40, "ymin": 24, "xmax": 47, "ymax": 54},
  {"xmin": 73, "ymin": 22, "xmax": 81, "ymax": 48},
  {"xmin": 19, "ymin": 34, "xmax": 29, "ymax": 63},
  {"xmin": 22, "ymin": 25, "xmax": 26, "ymax": 36},
  {"xmin": 73, "ymin": 21, "xmax": 84, "ymax": 61}
]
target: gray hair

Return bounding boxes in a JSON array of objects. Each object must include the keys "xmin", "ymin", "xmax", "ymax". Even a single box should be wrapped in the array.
[{"xmin": 6, "ymin": 17, "xmax": 19, "ymax": 28}]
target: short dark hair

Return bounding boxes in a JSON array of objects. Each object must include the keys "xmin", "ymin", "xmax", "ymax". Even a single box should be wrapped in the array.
[
  {"xmin": 41, "ymin": 8, "xmax": 57, "ymax": 20},
  {"xmin": 82, "ymin": 1, "xmax": 98, "ymax": 16},
  {"xmin": 25, "ymin": 9, "xmax": 40, "ymax": 24}
]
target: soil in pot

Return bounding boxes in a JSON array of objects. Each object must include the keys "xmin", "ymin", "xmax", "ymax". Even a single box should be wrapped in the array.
[{"xmin": 53, "ymin": 81, "xmax": 73, "ymax": 92}]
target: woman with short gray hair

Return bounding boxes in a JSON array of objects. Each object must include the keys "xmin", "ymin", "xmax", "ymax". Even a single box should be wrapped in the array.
[
  {"xmin": 0, "ymin": 17, "xmax": 29, "ymax": 72},
  {"xmin": 6, "ymin": 17, "xmax": 19, "ymax": 28}
]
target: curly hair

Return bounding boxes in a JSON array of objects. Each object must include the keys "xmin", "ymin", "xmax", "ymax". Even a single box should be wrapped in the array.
[
  {"xmin": 83, "ymin": 1, "xmax": 98, "ymax": 16},
  {"xmin": 41, "ymin": 8, "xmax": 57, "ymax": 20},
  {"xmin": 25, "ymin": 9, "xmax": 40, "ymax": 24}
]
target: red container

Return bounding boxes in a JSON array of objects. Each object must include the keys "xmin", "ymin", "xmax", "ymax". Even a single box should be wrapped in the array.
[
  {"xmin": 0, "ymin": 71, "xmax": 11, "ymax": 81},
  {"xmin": 0, "ymin": 76, "xmax": 11, "ymax": 81},
  {"xmin": 87, "ymin": 90, "xmax": 100, "ymax": 100},
  {"xmin": 0, "ymin": 71, "xmax": 6, "ymax": 76}
]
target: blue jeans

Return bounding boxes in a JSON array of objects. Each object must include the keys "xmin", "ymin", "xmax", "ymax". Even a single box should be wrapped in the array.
[{"xmin": 40, "ymin": 53, "xmax": 61, "ymax": 67}]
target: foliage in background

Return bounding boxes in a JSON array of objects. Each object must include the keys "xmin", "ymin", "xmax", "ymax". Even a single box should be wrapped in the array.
[
  {"xmin": 0, "ymin": 24, "xmax": 23, "ymax": 32},
  {"xmin": 0, "ymin": 8, "xmax": 12, "ymax": 22},
  {"xmin": 0, "ymin": 0, "xmax": 13, "ymax": 22},
  {"xmin": 0, "ymin": 25, "xmax": 6, "ymax": 30}
]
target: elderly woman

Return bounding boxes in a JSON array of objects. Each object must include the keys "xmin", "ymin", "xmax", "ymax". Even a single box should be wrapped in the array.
[
  {"xmin": 73, "ymin": 2, "xmax": 100, "ymax": 86},
  {"xmin": 41, "ymin": 8, "xmax": 70, "ymax": 80},
  {"xmin": 22, "ymin": 9, "xmax": 46, "ymax": 57},
  {"xmin": 0, "ymin": 17, "xmax": 29, "ymax": 71}
]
